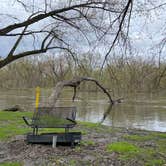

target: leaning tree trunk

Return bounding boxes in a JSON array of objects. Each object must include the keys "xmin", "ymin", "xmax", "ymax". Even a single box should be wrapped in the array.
[{"xmin": 45, "ymin": 77, "xmax": 115, "ymax": 107}]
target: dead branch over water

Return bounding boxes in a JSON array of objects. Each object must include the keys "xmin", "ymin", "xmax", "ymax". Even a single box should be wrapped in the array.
[{"xmin": 47, "ymin": 77, "xmax": 114, "ymax": 106}]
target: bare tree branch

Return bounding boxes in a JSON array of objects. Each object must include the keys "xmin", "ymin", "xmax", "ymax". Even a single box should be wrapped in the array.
[
  {"xmin": 7, "ymin": 25, "xmax": 28, "ymax": 57},
  {"xmin": 101, "ymin": 0, "xmax": 133, "ymax": 70},
  {"xmin": 0, "ymin": 0, "xmax": 135, "ymax": 70},
  {"xmin": 46, "ymin": 77, "xmax": 114, "ymax": 106},
  {"xmin": 0, "ymin": 1, "xmax": 105, "ymax": 35}
]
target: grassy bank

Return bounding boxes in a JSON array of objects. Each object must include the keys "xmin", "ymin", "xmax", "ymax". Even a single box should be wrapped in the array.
[{"xmin": 0, "ymin": 111, "xmax": 166, "ymax": 166}]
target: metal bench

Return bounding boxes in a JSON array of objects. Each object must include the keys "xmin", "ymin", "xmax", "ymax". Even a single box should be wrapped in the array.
[
  {"xmin": 23, "ymin": 107, "xmax": 77, "ymax": 135},
  {"xmin": 23, "ymin": 107, "xmax": 81, "ymax": 145}
]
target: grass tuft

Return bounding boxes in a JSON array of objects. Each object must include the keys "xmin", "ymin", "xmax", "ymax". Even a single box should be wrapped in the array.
[
  {"xmin": 0, "ymin": 162, "xmax": 22, "ymax": 166},
  {"xmin": 81, "ymin": 140, "xmax": 95, "ymax": 146},
  {"xmin": 106, "ymin": 142, "xmax": 140, "ymax": 154}
]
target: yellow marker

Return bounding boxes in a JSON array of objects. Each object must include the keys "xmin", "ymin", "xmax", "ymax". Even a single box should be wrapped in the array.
[{"xmin": 35, "ymin": 86, "xmax": 40, "ymax": 111}]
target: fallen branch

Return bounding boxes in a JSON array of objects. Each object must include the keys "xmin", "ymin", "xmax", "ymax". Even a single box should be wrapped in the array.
[{"xmin": 46, "ymin": 77, "xmax": 115, "ymax": 106}]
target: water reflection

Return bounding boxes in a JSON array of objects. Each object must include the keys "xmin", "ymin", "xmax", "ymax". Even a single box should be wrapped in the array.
[
  {"xmin": 0, "ymin": 89, "xmax": 166, "ymax": 132},
  {"xmin": 111, "ymin": 103, "xmax": 166, "ymax": 131},
  {"xmin": 100, "ymin": 104, "xmax": 113, "ymax": 124}
]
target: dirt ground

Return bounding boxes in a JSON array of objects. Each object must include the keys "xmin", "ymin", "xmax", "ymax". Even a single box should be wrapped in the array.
[{"xmin": 0, "ymin": 124, "xmax": 166, "ymax": 166}]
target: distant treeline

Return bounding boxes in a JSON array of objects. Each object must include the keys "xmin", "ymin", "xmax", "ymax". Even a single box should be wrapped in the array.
[{"xmin": 0, "ymin": 53, "xmax": 166, "ymax": 93}]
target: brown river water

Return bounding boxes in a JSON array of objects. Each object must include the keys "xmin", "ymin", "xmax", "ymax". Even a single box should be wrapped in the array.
[{"xmin": 0, "ymin": 88, "xmax": 166, "ymax": 132}]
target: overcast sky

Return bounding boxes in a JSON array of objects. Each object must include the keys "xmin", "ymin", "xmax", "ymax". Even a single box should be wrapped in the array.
[{"xmin": 0, "ymin": 0, "xmax": 166, "ymax": 61}]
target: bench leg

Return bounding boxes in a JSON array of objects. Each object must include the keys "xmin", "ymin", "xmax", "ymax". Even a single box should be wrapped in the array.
[
  {"xmin": 52, "ymin": 136, "xmax": 57, "ymax": 148},
  {"xmin": 36, "ymin": 127, "xmax": 38, "ymax": 135},
  {"xmin": 32, "ymin": 127, "xmax": 38, "ymax": 135},
  {"xmin": 65, "ymin": 128, "xmax": 69, "ymax": 133},
  {"xmin": 32, "ymin": 127, "xmax": 35, "ymax": 135},
  {"xmin": 71, "ymin": 140, "xmax": 74, "ymax": 148}
]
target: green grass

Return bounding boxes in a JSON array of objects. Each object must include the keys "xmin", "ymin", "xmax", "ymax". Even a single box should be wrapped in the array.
[
  {"xmin": 135, "ymin": 148, "xmax": 165, "ymax": 166},
  {"xmin": 0, "ymin": 111, "xmax": 79, "ymax": 141},
  {"xmin": 157, "ymin": 139, "xmax": 166, "ymax": 156},
  {"xmin": 78, "ymin": 121, "xmax": 120, "ymax": 133},
  {"xmin": 106, "ymin": 136, "xmax": 166, "ymax": 166},
  {"xmin": 0, "ymin": 162, "xmax": 22, "ymax": 166},
  {"xmin": 106, "ymin": 142, "xmax": 140, "ymax": 154},
  {"xmin": 145, "ymin": 159, "xmax": 165, "ymax": 166},
  {"xmin": 79, "ymin": 121, "xmax": 101, "ymax": 128},
  {"xmin": 123, "ymin": 134, "xmax": 154, "ymax": 141},
  {"xmin": 68, "ymin": 159, "xmax": 77, "ymax": 166},
  {"xmin": 0, "ymin": 111, "xmax": 32, "ymax": 140},
  {"xmin": 81, "ymin": 140, "xmax": 95, "ymax": 146},
  {"xmin": 106, "ymin": 142, "xmax": 165, "ymax": 165},
  {"xmin": 123, "ymin": 132, "xmax": 166, "ymax": 142},
  {"xmin": 0, "ymin": 111, "xmax": 32, "ymax": 121},
  {"xmin": 0, "ymin": 110, "xmax": 165, "ymax": 166},
  {"xmin": 122, "ymin": 132, "xmax": 166, "ymax": 165},
  {"xmin": 151, "ymin": 132, "xmax": 166, "ymax": 139},
  {"xmin": 123, "ymin": 132, "xmax": 166, "ymax": 156}
]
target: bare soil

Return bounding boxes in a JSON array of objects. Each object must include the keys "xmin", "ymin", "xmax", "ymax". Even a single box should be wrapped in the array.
[{"xmin": 0, "ymin": 124, "xmax": 165, "ymax": 166}]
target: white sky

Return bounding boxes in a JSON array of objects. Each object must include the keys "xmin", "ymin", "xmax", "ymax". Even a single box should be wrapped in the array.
[{"xmin": 0, "ymin": 0, "xmax": 166, "ymax": 61}]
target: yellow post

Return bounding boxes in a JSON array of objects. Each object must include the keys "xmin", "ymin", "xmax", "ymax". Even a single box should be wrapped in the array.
[{"xmin": 35, "ymin": 86, "xmax": 40, "ymax": 111}]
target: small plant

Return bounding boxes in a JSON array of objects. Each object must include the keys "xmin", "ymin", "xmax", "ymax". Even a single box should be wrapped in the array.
[
  {"xmin": 106, "ymin": 142, "xmax": 141, "ymax": 161},
  {"xmin": 74, "ymin": 146, "xmax": 81, "ymax": 152},
  {"xmin": 106, "ymin": 142, "xmax": 140, "ymax": 154},
  {"xmin": 81, "ymin": 140, "xmax": 95, "ymax": 146},
  {"xmin": 69, "ymin": 159, "xmax": 77, "ymax": 166}
]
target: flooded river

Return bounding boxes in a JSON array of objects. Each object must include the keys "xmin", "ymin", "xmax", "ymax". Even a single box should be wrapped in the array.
[{"xmin": 0, "ymin": 88, "xmax": 165, "ymax": 132}]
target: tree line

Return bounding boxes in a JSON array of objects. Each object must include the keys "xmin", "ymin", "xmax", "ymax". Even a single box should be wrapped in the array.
[
  {"xmin": 0, "ymin": 0, "xmax": 166, "ymax": 94},
  {"xmin": 1, "ymin": 53, "xmax": 166, "ymax": 94}
]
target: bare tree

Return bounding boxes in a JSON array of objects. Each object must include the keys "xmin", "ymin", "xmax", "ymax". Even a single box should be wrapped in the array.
[
  {"xmin": 39, "ymin": 54, "xmax": 71, "ymax": 83},
  {"xmin": 0, "ymin": 0, "xmax": 133, "ymax": 69}
]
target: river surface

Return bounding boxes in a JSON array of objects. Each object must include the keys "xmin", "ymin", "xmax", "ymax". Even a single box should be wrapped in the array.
[{"xmin": 0, "ymin": 88, "xmax": 166, "ymax": 132}]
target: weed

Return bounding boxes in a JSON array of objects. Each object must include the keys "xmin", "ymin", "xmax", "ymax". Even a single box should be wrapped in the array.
[
  {"xmin": 69, "ymin": 159, "xmax": 77, "ymax": 166},
  {"xmin": 81, "ymin": 140, "xmax": 95, "ymax": 146},
  {"xmin": 106, "ymin": 142, "xmax": 140, "ymax": 153}
]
